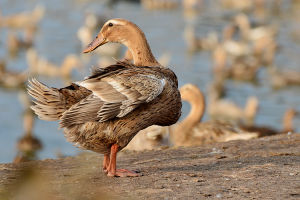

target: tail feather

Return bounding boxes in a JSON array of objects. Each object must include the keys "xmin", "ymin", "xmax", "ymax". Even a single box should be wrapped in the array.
[{"xmin": 27, "ymin": 78, "xmax": 66, "ymax": 121}]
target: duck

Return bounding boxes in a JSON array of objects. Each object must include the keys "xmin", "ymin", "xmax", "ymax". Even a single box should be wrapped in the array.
[
  {"xmin": 169, "ymin": 84, "xmax": 259, "ymax": 147},
  {"xmin": 212, "ymin": 44, "xmax": 260, "ymax": 83},
  {"xmin": 182, "ymin": 0, "xmax": 203, "ymax": 12},
  {"xmin": 124, "ymin": 125, "xmax": 169, "ymax": 151},
  {"xmin": 27, "ymin": 18, "xmax": 182, "ymax": 177},
  {"xmin": 252, "ymin": 36, "xmax": 277, "ymax": 66},
  {"xmin": 211, "ymin": 26, "xmax": 250, "ymax": 61},
  {"xmin": 234, "ymin": 13, "xmax": 277, "ymax": 42},
  {"xmin": 7, "ymin": 27, "xmax": 35, "ymax": 56},
  {"xmin": 231, "ymin": 14, "xmax": 278, "ymax": 66},
  {"xmin": 208, "ymin": 94, "xmax": 259, "ymax": 126},
  {"xmin": 268, "ymin": 66, "xmax": 300, "ymax": 89},
  {"xmin": 184, "ymin": 25, "xmax": 218, "ymax": 52},
  {"xmin": 220, "ymin": 0, "xmax": 253, "ymax": 11},
  {"xmin": 240, "ymin": 108, "xmax": 298, "ymax": 136},
  {"xmin": 141, "ymin": 0, "xmax": 179, "ymax": 10},
  {"xmin": 26, "ymin": 48, "xmax": 82, "ymax": 78},
  {"xmin": 0, "ymin": 5, "xmax": 45, "ymax": 29},
  {"xmin": 221, "ymin": 39, "xmax": 251, "ymax": 58},
  {"xmin": 14, "ymin": 108, "xmax": 42, "ymax": 163},
  {"xmin": 227, "ymin": 56, "xmax": 260, "ymax": 82},
  {"xmin": 0, "ymin": 60, "xmax": 28, "ymax": 89}
]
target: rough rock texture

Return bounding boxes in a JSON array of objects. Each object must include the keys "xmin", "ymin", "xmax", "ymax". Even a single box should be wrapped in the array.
[{"xmin": 0, "ymin": 134, "xmax": 299, "ymax": 200}]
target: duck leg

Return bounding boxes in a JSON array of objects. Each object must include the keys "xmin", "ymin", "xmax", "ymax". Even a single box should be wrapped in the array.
[
  {"xmin": 106, "ymin": 144, "xmax": 140, "ymax": 177},
  {"xmin": 102, "ymin": 154, "xmax": 110, "ymax": 173}
]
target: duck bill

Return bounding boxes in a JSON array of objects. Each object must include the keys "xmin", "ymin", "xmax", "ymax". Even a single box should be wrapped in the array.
[{"xmin": 83, "ymin": 36, "xmax": 107, "ymax": 53}]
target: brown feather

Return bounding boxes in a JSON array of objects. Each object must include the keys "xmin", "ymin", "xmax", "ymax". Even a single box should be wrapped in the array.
[
  {"xmin": 27, "ymin": 78, "xmax": 92, "ymax": 121},
  {"xmin": 28, "ymin": 63, "xmax": 169, "ymax": 129},
  {"xmin": 72, "ymin": 64, "xmax": 166, "ymax": 124},
  {"xmin": 59, "ymin": 95, "xmax": 103, "ymax": 127}
]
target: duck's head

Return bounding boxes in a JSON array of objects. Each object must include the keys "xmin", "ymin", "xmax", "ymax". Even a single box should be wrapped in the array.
[
  {"xmin": 83, "ymin": 18, "xmax": 142, "ymax": 53},
  {"xmin": 180, "ymin": 84, "xmax": 204, "ymax": 103}
]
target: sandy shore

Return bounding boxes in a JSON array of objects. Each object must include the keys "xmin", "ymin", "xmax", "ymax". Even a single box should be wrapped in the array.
[{"xmin": 0, "ymin": 133, "xmax": 299, "ymax": 199}]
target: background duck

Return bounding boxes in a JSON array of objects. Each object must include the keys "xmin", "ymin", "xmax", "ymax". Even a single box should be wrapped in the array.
[
  {"xmin": 26, "ymin": 48, "xmax": 82, "ymax": 78},
  {"xmin": 234, "ymin": 13, "xmax": 277, "ymax": 43},
  {"xmin": 14, "ymin": 108, "xmax": 42, "ymax": 163},
  {"xmin": 234, "ymin": 13, "xmax": 278, "ymax": 66},
  {"xmin": 268, "ymin": 66, "xmax": 300, "ymax": 89},
  {"xmin": 220, "ymin": 0, "xmax": 253, "ymax": 11},
  {"xmin": 169, "ymin": 84, "xmax": 259, "ymax": 147},
  {"xmin": 0, "ymin": 60, "xmax": 28, "ymax": 89},
  {"xmin": 141, "ymin": 0, "xmax": 179, "ymax": 10},
  {"xmin": 0, "ymin": 5, "xmax": 45, "ymax": 29},
  {"xmin": 28, "ymin": 18, "xmax": 181, "ymax": 177},
  {"xmin": 182, "ymin": 0, "xmax": 203, "ymax": 12},
  {"xmin": 124, "ymin": 125, "xmax": 169, "ymax": 151},
  {"xmin": 240, "ymin": 108, "xmax": 299, "ymax": 136},
  {"xmin": 7, "ymin": 27, "xmax": 35, "ymax": 56},
  {"xmin": 226, "ymin": 56, "xmax": 260, "ymax": 82},
  {"xmin": 211, "ymin": 18, "xmax": 277, "ymax": 82},
  {"xmin": 208, "ymin": 95, "xmax": 259, "ymax": 126},
  {"xmin": 184, "ymin": 25, "xmax": 218, "ymax": 52},
  {"xmin": 212, "ymin": 45, "xmax": 260, "ymax": 83},
  {"xmin": 14, "ymin": 91, "xmax": 42, "ymax": 163}
]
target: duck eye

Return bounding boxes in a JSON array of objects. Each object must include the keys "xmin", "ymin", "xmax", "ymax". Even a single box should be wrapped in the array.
[{"xmin": 108, "ymin": 23, "xmax": 113, "ymax": 27}]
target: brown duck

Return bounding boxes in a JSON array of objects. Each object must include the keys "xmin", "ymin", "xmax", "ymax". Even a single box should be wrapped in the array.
[
  {"xmin": 27, "ymin": 18, "xmax": 182, "ymax": 177},
  {"xmin": 169, "ymin": 84, "xmax": 260, "ymax": 147},
  {"xmin": 170, "ymin": 84, "xmax": 298, "ymax": 147}
]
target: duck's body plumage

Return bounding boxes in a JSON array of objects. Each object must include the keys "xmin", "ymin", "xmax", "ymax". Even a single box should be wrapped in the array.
[
  {"xmin": 170, "ymin": 84, "xmax": 259, "ymax": 147},
  {"xmin": 29, "ymin": 61, "xmax": 181, "ymax": 153}
]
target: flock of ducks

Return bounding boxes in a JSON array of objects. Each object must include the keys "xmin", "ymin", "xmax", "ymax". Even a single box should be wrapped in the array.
[
  {"xmin": 0, "ymin": 1, "xmax": 299, "ymax": 176},
  {"xmin": 185, "ymin": 12, "xmax": 300, "ymax": 90}
]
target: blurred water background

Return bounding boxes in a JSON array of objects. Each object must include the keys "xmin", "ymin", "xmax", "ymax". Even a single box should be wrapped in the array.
[{"xmin": 0, "ymin": 0, "xmax": 299, "ymax": 163}]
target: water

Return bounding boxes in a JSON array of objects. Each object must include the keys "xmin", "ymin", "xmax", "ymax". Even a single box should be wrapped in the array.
[{"xmin": 0, "ymin": 0, "xmax": 299, "ymax": 163}]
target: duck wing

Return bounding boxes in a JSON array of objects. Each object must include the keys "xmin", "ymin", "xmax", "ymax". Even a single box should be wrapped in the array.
[
  {"xmin": 60, "ymin": 64, "xmax": 166, "ymax": 128},
  {"xmin": 28, "ymin": 79, "xmax": 92, "ymax": 121}
]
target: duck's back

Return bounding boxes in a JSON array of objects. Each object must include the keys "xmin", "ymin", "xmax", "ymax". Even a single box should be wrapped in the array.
[{"xmin": 190, "ymin": 121, "xmax": 259, "ymax": 145}]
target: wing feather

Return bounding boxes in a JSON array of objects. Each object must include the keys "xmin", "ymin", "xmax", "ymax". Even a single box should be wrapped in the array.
[{"xmin": 60, "ymin": 64, "xmax": 166, "ymax": 127}]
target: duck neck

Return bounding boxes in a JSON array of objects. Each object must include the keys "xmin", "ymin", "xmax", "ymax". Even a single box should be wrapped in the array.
[
  {"xmin": 283, "ymin": 109, "xmax": 295, "ymax": 132},
  {"xmin": 125, "ymin": 30, "xmax": 160, "ymax": 66},
  {"xmin": 170, "ymin": 89, "xmax": 205, "ymax": 146},
  {"xmin": 244, "ymin": 97, "xmax": 258, "ymax": 126},
  {"xmin": 180, "ymin": 94, "xmax": 205, "ymax": 129},
  {"xmin": 170, "ymin": 88, "xmax": 205, "ymax": 143},
  {"xmin": 237, "ymin": 17, "xmax": 250, "ymax": 40}
]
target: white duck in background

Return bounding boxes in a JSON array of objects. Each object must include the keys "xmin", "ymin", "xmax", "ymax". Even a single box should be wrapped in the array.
[{"xmin": 26, "ymin": 48, "xmax": 82, "ymax": 78}]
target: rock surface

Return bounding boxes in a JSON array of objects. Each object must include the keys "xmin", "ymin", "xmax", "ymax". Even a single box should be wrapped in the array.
[{"xmin": 0, "ymin": 134, "xmax": 299, "ymax": 199}]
